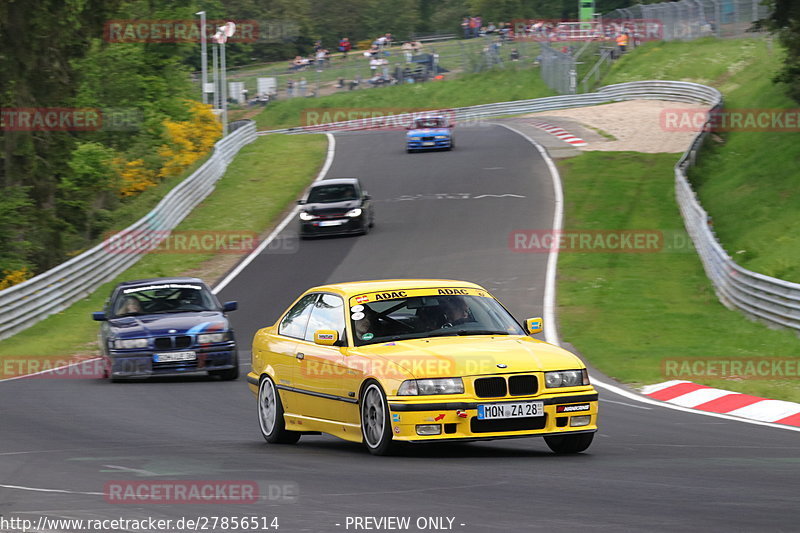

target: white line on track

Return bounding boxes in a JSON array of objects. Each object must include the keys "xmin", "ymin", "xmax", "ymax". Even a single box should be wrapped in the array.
[
  {"xmin": 213, "ymin": 132, "xmax": 336, "ymax": 294},
  {"xmin": 498, "ymin": 122, "xmax": 800, "ymax": 434},
  {"xmin": 0, "ymin": 484, "xmax": 104, "ymax": 496}
]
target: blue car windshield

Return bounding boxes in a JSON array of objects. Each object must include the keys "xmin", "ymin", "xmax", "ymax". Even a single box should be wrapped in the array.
[
  {"xmin": 112, "ymin": 284, "xmax": 217, "ymax": 317},
  {"xmin": 307, "ymin": 184, "xmax": 358, "ymax": 203},
  {"xmin": 414, "ymin": 118, "xmax": 445, "ymax": 128}
]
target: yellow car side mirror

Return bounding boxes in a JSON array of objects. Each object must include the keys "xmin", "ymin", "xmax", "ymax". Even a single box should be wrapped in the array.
[
  {"xmin": 314, "ymin": 330, "xmax": 339, "ymax": 346},
  {"xmin": 525, "ymin": 317, "xmax": 543, "ymax": 335}
]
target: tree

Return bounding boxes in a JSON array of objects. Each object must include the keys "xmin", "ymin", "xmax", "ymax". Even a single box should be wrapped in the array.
[{"xmin": 763, "ymin": 0, "xmax": 800, "ymax": 102}]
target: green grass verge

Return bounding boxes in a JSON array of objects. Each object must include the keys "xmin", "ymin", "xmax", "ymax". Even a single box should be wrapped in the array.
[
  {"xmin": 557, "ymin": 152, "xmax": 800, "ymax": 402},
  {"xmin": 254, "ymin": 66, "xmax": 555, "ymax": 130},
  {"xmin": 0, "ymin": 134, "xmax": 327, "ymax": 359},
  {"xmin": 605, "ymin": 37, "xmax": 800, "ymax": 283}
]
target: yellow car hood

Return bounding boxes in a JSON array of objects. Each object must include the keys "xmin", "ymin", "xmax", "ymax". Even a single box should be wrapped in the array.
[{"xmin": 353, "ymin": 335, "xmax": 584, "ymax": 379}]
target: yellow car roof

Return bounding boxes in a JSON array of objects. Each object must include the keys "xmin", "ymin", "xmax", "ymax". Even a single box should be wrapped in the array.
[{"xmin": 309, "ymin": 279, "xmax": 485, "ymax": 297}]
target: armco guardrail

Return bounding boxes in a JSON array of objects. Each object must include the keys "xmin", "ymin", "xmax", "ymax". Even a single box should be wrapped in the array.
[
  {"xmin": 0, "ymin": 122, "xmax": 258, "ymax": 341},
  {"xmin": 5, "ymin": 82, "xmax": 799, "ymax": 339},
  {"xmin": 258, "ymin": 81, "xmax": 719, "ymax": 136},
  {"xmin": 259, "ymin": 80, "xmax": 800, "ymax": 332}
]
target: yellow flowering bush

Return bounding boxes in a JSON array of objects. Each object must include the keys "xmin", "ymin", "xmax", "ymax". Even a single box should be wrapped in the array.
[{"xmin": 0, "ymin": 267, "xmax": 33, "ymax": 290}]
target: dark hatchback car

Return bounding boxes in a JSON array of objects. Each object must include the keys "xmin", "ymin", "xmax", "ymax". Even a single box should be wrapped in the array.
[
  {"xmin": 298, "ymin": 178, "xmax": 374, "ymax": 238},
  {"xmin": 93, "ymin": 277, "xmax": 239, "ymax": 381}
]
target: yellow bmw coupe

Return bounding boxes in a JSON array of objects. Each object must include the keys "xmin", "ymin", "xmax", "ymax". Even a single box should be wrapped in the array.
[{"xmin": 247, "ymin": 279, "xmax": 598, "ymax": 455}]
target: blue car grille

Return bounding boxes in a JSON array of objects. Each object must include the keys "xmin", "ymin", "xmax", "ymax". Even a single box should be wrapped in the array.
[{"xmin": 154, "ymin": 335, "xmax": 192, "ymax": 350}]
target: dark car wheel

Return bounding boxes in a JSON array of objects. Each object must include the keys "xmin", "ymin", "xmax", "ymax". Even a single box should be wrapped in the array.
[
  {"xmin": 360, "ymin": 381, "xmax": 395, "ymax": 455},
  {"xmin": 544, "ymin": 432, "xmax": 594, "ymax": 454},
  {"xmin": 258, "ymin": 376, "xmax": 301, "ymax": 444},
  {"xmin": 210, "ymin": 354, "xmax": 239, "ymax": 381}
]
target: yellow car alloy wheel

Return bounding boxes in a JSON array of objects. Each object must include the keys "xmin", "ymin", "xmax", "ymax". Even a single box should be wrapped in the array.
[
  {"xmin": 361, "ymin": 382, "xmax": 394, "ymax": 455},
  {"xmin": 258, "ymin": 376, "xmax": 300, "ymax": 445}
]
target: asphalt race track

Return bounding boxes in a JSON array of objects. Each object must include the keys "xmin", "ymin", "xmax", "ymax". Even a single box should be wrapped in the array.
[{"xmin": 1, "ymin": 126, "xmax": 799, "ymax": 532}]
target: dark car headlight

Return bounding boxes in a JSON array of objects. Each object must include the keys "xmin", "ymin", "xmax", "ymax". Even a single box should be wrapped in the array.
[
  {"xmin": 345, "ymin": 208, "xmax": 362, "ymax": 218},
  {"xmin": 299, "ymin": 211, "xmax": 317, "ymax": 221}
]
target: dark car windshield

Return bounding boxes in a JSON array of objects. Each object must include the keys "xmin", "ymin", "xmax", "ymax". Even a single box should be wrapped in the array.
[
  {"xmin": 414, "ymin": 118, "xmax": 445, "ymax": 128},
  {"xmin": 307, "ymin": 184, "xmax": 358, "ymax": 204},
  {"xmin": 112, "ymin": 283, "xmax": 218, "ymax": 317},
  {"xmin": 350, "ymin": 294, "xmax": 525, "ymax": 346}
]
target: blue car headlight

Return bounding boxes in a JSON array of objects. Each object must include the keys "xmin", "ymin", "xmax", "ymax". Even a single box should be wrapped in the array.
[
  {"xmin": 113, "ymin": 338, "xmax": 148, "ymax": 350},
  {"xmin": 434, "ymin": 135, "xmax": 449, "ymax": 139},
  {"xmin": 197, "ymin": 332, "xmax": 229, "ymax": 344}
]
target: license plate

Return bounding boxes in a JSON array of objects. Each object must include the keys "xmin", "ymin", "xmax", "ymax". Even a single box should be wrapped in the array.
[
  {"xmin": 477, "ymin": 401, "xmax": 544, "ymax": 420},
  {"xmin": 153, "ymin": 351, "xmax": 196, "ymax": 363},
  {"xmin": 318, "ymin": 220, "xmax": 344, "ymax": 227},
  {"xmin": 423, "ymin": 142, "xmax": 435, "ymax": 146}
]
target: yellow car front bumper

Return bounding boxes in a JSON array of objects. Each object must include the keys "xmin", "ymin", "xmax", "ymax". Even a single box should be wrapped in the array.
[{"xmin": 386, "ymin": 392, "xmax": 598, "ymax": 442}]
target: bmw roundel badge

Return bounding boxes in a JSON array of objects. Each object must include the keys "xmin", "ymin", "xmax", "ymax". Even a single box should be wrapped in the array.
[{"xmin": 497, "ymin": 363, "xmax": 508, "ymax": 369}]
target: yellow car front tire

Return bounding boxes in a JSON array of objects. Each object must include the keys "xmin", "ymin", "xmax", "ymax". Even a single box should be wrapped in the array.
[
  {"xmin": 258, "ymin": 376, "xmax": 300, "ymax": 445},
  {"xmin": 360, "ymin": 382, "xmax": 395, "ymax": 456}
]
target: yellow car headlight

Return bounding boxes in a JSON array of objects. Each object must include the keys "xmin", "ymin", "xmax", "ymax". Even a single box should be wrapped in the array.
[
  {"xmin": 398, "ymin": 378, "xmax": 464, "ymax": 395},
  {"xmin": 545, "ymin": 369, "xmax": 589, "ymax": 388}
]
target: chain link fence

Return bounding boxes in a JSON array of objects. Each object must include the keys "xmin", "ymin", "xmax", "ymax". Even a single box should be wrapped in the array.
[
  {"xmin": 538, "ymin": 0, "xmax": 771, "ymax": 94},
  {"xmin": 604, "ymin": 0, "xmax": 770, "ymax": 41}
]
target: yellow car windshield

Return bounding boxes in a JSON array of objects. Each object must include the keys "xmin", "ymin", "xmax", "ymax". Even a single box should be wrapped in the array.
[{"xmin": 348, "ymin": 291, "xmax": 525, "ymax": 346}]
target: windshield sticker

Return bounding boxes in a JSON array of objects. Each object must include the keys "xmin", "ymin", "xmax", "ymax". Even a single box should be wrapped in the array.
[
  {"xmin": 123, "ymin": 283, "xmax": 202, "ymax": 294},
  {"xmin": 350, "ymin": 287, "xmax": 491, "ymax": 305},
  {"xmin": 350, "ymin": 304, "xmax": 364, "ymax": 313},
  {"xmin": 361, "ymin": 333, "xmax": 374, "ymax": 341},
  {"xmin": 351, "ymin": 311, "xmax": 365, "ymax": 321}
]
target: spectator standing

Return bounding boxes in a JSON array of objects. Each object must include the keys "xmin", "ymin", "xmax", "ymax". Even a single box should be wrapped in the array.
[
  {"xmin": 461, "ymin": 17, "xmax": 470, "ymax": 38},
  {"xmin": 299, "ymin": 78, "xmax": 307, "ymax": 97},
  {"xmin": 338, "ymin": 37, "xmax": 351, "ymax": 59},
  {"xmin": 616, "ymin": 32, "xmax": 628, "ymax": 54},
  {"xmin": 315, "ymin": 48, "xmax": 327, "ymax": 70}
]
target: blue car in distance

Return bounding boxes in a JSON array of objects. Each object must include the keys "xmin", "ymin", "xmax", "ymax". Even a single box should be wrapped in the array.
[
  {"xmin": 406, "ymin": 116, "xmax": 454, "ymax": 152},
  {"xmin": 93, "ymin": 277, "xmax": 239, "ymax": 381}
]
